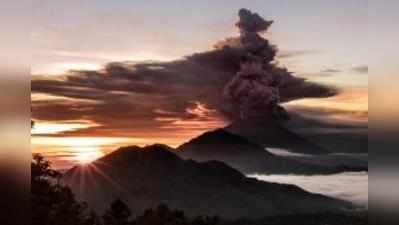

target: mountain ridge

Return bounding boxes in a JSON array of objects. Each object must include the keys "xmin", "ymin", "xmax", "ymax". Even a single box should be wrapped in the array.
[
  {"xmin": 177, "ymin": 128, "xmax": 366, "ymax": 175},
  {"xmin": 63, "ymin": 144, "xmax": 354, "ymax": 220}
]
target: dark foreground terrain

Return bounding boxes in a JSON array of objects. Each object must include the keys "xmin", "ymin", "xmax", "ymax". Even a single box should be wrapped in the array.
[
  {"xmin": 63, "ymin": 144, "xmax": 355, "ymax": 220},
  {"xmin": 32, "ymin": 150, "xmax": 367, "ymax": 225}
]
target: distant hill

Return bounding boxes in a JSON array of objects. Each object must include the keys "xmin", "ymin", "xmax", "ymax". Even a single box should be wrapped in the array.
[
  {"xmin": 63, "ymin": 144, "xmax": 354, "ymax": 220},
  {"xmin": 177, "ymin": 129, "xmax": 366, "ymax": 175},
  {"xmin": 226, "ymin": 117, "xmax": 329, "ymax": 155}
]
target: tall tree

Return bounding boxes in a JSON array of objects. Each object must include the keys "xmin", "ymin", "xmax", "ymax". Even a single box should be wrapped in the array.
[{"xmin": 31, "ymin": 154, "xmax": 94, "ymax": 225}]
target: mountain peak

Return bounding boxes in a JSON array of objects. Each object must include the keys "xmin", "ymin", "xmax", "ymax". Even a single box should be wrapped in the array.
[
  {"xmin": 227, "ymin": 118, "xmax": 329, "ymax": 154},
  {"xmin": 182, "ymin": 128, "xmax": 258, "ymax": 147},
  {"xmin": 95, "ymin": 144, "xmax": 179, "ymax": 166}
]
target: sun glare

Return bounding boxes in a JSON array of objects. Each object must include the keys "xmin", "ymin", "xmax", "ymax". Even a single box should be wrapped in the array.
[
  {"xmin": 73, "ymin": 147, "xmax": 104, "ymax": 165},
  {"xmin": 31, "ymin": 136, "xmax": 147, "ymax": 168},
  {"xmin": 31, "ymin": 62, "xmax": 101, "ymax": 76},
  {"xmin": 31, "ymin": 122, "xmax": 97, "ymax": 135}
]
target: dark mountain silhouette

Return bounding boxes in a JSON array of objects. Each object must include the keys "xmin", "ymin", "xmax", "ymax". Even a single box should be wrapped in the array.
[
  {"xmin": 226, "ymin": 117, "xmax": 329, "ymax": 155},
  {"xmin": 63, "ymin": 144, "xmax": 354, "ymax": 220},
  {"xmin": 177, "ymin": 129, "xmax": 366, "ymax": 175}
]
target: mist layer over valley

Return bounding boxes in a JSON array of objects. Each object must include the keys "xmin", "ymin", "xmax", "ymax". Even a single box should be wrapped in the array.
[
  {"xmin": 251, "ymin": 147, "xmax": 368, "ymax": 208},
  {"xmin": 249, "ymin": 172, "xmax": 368, "ymax": 208}
]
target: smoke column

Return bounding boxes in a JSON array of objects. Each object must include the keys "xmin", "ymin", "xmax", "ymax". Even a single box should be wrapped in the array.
[{"xmin": 223, "ymin": 9, "xmax": 288, "ymax": 120}]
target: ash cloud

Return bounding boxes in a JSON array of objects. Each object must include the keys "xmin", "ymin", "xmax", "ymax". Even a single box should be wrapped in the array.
[
  {"xmin": 32, "ymin": 8, "xmax": 337, "ymax": 136},
  {"xmin": 236, "ymin": 8, "xmax": 273, "ymax": 33},
  {"xmin": 222, "ymin": 9, "xmax": 336, "ymax": 119}
]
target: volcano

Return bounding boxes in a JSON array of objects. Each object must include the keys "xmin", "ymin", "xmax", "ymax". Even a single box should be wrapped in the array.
[
  {"xmin": 177, "ymin": 129, "xmax": 366, "ymax": 175},
  {"xmin": 226, "ymin": 117, "xmax": 329, "ymax": 155}
]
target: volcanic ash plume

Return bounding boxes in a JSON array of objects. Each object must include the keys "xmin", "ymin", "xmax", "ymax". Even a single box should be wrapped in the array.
[{"xmin": 223, "ymin": 9, "xmax": 285, "ymax": 119}]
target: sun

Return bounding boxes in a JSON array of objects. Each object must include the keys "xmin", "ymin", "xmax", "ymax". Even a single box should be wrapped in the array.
[{"xmin": 73, "ymin": 148, "xmax": 104, "ymax": 165}]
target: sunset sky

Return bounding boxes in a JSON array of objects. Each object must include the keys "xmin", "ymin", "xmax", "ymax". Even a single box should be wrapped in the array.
[{"xmin": 31, "ymin": 0, "xmax": 369, "ymax": 168}]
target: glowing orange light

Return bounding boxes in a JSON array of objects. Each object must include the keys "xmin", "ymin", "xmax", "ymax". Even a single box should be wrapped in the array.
[{"xmin": 73, "ymin": 147, "xmax": 104, "ymax": 164}]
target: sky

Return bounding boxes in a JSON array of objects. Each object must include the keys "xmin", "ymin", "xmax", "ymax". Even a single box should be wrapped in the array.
[{"xmin": 31, "ymin": 0, "xmax": 369, "ymax": 168}]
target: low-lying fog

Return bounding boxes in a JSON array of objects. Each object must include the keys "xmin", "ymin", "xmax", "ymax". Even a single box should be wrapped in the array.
[
  {"xmin": 249, "ymin": 172, "xmax": 368, "ymax": 208},
  {"xmin": 253, "ymin": 148, "xmax": 368, "ymax": 208}
]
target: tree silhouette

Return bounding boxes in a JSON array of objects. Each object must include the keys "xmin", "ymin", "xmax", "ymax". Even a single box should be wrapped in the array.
[
  {"xmin": 103, "ymin": 199, "xmax": 132, "ymax": 225},
  {"xmin": 192, "ymin": 216, "xmax": 220, "ymax": 225},
  {"xmin": 31, "ymin": 153, "xmax": 94, "ymax": 225},
  {"xmin": 134, "ymin": 204, "xmax": 186, "ymax": 225}
]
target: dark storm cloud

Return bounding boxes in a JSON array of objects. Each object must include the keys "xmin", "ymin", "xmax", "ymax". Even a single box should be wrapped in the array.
[
  {"xmin": 31, "ymin": 8, "xmax": 337, "ymax": 135},
  {"xmin": 351, "ymin": 66, "xmax": 368, "ymax": 74}
]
